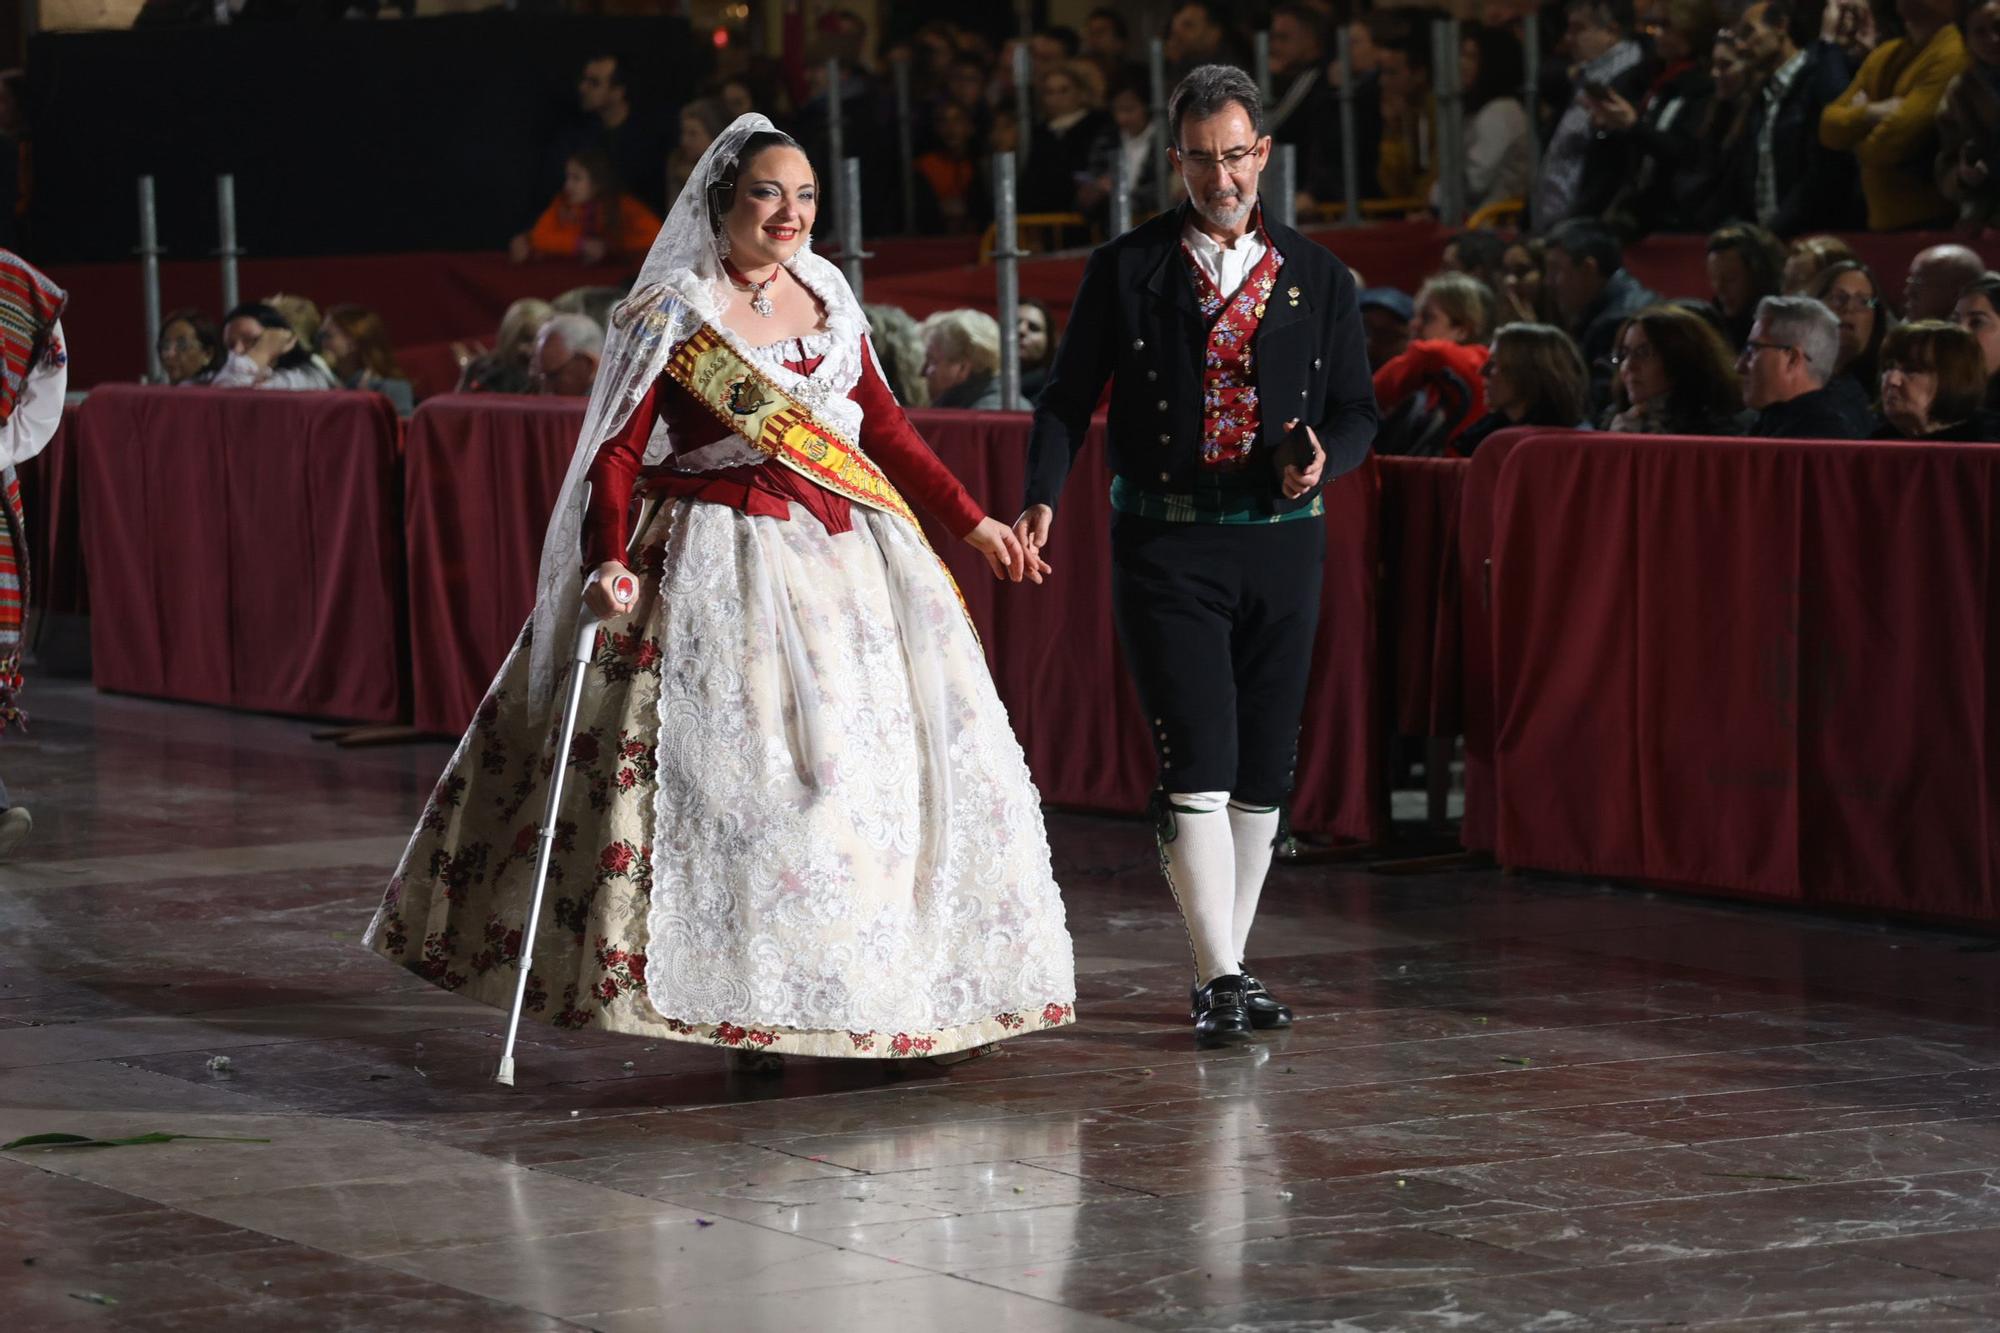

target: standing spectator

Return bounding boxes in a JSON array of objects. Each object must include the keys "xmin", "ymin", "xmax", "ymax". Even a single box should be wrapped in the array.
[
  {"xmin": 1444, "ymin": 229, "xmax": 1511, "ymax": 303},
  {"xmin": 1874, "ymin": 320, "xmax": 2000, "ymax": 439},
  {"xmin": 668, "ymin": 98, "xmax": 729, "ymax": 207},
  {"xmin": 458, "ymin": 298, "xmax": 553, "ymax": 395},
  {"xmin": 528, "ymin": 313, "xmax": 602, "ymax": 398},
  {"xmin": 1806, "ymin": 257, "xmax": 1896, "ymax": 408},
  {"xmin": 1266, "ymin": 6, "xmax": 1337, "ymax": 211},
  {"xmin": 1359, "ymin": 287, "xmax": 1415, "ymax": 371},
  {"xmin": 1459, "ymin": 322, "xmax": 1593, "ymax": 453},
  {"xmin": 319, "ymin": 304, "xmax": 415, "ymax": 415},
  {"xmin": 1742, "ymin": 294, "xmax": 1875, "ymax": 436},
  {"xmin": 920, "ymin": 309, "xmax": 1028, "ymax": 410},
  {"xmin": 1950, "ymin": 273, "xmax": 2000, "ymax": 407},
  {"xmin": 156, "ymin": 308, "xmax": 224, "ymax": 385},
  {"xmin": 1533, "ymin": 0, "xmax": 1656, "ymax": 228},
  {"xmin": 1018, "ymin": 298, "xmax": 1057, "ymax": 403},
  {"xmin": 1096, "ymin": 82, "xmax": 1162, "ymax": 214},
  {"xmin": 716, "ymin": 76, "xmax": 758, "ymax": 122},
  {"xmin": 211, "ymin": 302, "xmax": 338, "ymax": 390},
  {"xmin": 1819, "ymin": 0, "xmax": 1969, "ymax": 231},
  {"xmin": 559, "ymin": 53, "xmax": 668, "ymax": 215},
  {"xmin": 1310, "ymin": 16, "xmax": 1387, "ymax": 208},
  {"xmin": 1084, "ymin": 7, "xmax": 1141, "ymax": 90},
  {"xmin": 1596, "ymin": 0, "xmax": 1718, "ymax": 237},
  {"xmin": 1022, "ymin": 61, "xmax": 1114, "ymax": 216},
  {"xmin": 1375, "ymin": 20, "xmax": 1438, "ymax": 202},
  {"xmin": 1781, "ymin": 233, "xmax": 1858, "ymax": 292},
  {"xmin": 1903, "ymin": 243, "xmax": 1987, "ymax": 320},
  {"xmin": 1163, "ymin": 2, "xmax": 1243, "ymax": 79},
  {"xmin": 1686, "ymin": 30, "xmax": 1762, "ymax": 227},
  {"xmin": 1705, "ymin": 223, "xmax": 1787, "ymax": 349},
  {"xmin": 1737, "ymin": 0, "xmax": 1862, "ymax": 235},
  {"xmin": 916, "ymin": 101, "xmax": 989, "ymax": 233},
  {"xmin": 1544, "ymin": 217, "xmax": 1661, "ymax": 407},
  {"xmin": 1937, "ymin": 0, "xmax": 2000, "ymax": 234},
  {"xmin": 511, "ymin": 150, "xmax": 663, "ymax": 265},
  {"xmin": 1603, "ymin": 303, "xmax": 1752, "ymax": 434},
  {"xmin": 1448, "ymin": 23, "xmax": 1532, "ymax": 211},
  {"xmin": 1372, "ymin": 273, "xmax": 1497, "ymax": 453}
]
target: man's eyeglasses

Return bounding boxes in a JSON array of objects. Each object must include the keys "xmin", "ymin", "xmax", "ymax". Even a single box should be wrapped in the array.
[
  {"xmin": 1738, "ymin": 340, "xmax": 1795, "ymax": 360},
  {"xmin": 1175, "ymin": 144, "xmax": 1262, "ymax": 173}
]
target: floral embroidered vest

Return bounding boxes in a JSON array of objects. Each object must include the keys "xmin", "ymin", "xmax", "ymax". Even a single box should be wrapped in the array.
[{"xmin": 1182, "ymin": 230, "xmax": 1285, "ymax": 471}]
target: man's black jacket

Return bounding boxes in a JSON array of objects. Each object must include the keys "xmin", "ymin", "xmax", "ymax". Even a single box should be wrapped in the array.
[{"xmin": 1025, "ymin": 205, "xmax": 1377, "ymax": 515}]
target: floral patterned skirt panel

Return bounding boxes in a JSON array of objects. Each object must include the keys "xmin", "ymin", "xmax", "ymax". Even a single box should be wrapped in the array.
[{"xmin": 366, "ymin": 498, "xmax": 1077, "ymax": 1058}]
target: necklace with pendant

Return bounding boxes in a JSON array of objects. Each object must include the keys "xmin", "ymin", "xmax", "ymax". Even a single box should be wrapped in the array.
[{"xmin": 723, "ymin": 259, "xmax": 780, "ymax": 317}]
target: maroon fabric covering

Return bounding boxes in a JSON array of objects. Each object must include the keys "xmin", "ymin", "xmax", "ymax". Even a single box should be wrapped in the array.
[
  {"xmin": 15, "ymin": 404, "xmax": 87, "ymax": 614},
  {"xmin": 405, "ymin": 394, "xmax": 580, "ymax": 735},
  {"xmin": 76, "ymin": 386, "xmax": 406, "ymax": 722},
  {"xmin": 402, "ymin": 403, "xmax": 1383, "ymax": 842},
  {"xmin": 1379, "ymin": 456, "xmax": 1469, "ymax": 737},
  {"xmin": 1489, "ymin": 433, "xmax": 2000, "ymax": 923}
]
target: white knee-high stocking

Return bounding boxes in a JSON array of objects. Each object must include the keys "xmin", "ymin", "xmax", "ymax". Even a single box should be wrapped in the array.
[
  {"xmin": 1227, "ymin": 801, "xmax": 1280, "ymax": 967},
  {"xmin": 1156, "ymin": 790, "xmax": 1238, "ymax": 985}
]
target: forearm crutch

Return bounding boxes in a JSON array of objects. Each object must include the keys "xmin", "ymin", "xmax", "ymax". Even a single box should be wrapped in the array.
[{"xmin": 495, "ymin": 490, "xmax": 649, "ymax": 1087}]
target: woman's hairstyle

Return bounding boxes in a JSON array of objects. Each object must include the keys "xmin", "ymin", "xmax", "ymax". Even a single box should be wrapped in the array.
[
  {"xmin": 1880, "ymin": 320, "xmax": 1990, "ymax": 427},
  {"xmin": 920, "ymin": 308, "xmax": 1002, "ymax": 376},
  {"xmin": 1462, "ymin": 23, "xmax": 1526, "ymax": 113},
  {"xmin": 566, "ymin": 148, "xmax": 625, "ymax": 218},
  {"xmin": 158, "ymin": 306, "xmax": 224, "ymax": 375},
  {"xmin": 224, "ymin": 300, "xmax": 317, "ymax": 373},
  {"xmin": 1706, "ymin": 223, "xmax": 1787, "ymax": 313},
  {"xmin": 1784, "ymin": 234, "xmax": 1858, "ymax": 292},
  {"xmin": 1958, "ymin": 272, "xmax": 2000, "ymax": 313},
  {"xmin": 1018, "ymin": 297, "xmax": 1057, "ymax": 370},
  {"xmin": 706, "ymin": 130, "xmax": 812, "ymax": 232},
  {"xmin": 323, "ymin": 303, "xmax": 403, "ymax": 380},
  {"xmin": 1492, "ymin": 322, "xmax": 1590, "ymax": 426},
  {"xmin": 1415, "ymin": 273, "xmax": 1497, "ymax": 344},
  {"xmin": 1806, "ymin": 257, "xmax": 1896, "ymax": 384},
  {"xmin": 495, "ymin": 298, "xmax": 555, "ymax": 366},
  {"xmin": 1609, "ymin": 303, "xmax": 1743, "ymax": 422},
  {"xmin": 261, "ymin": 292, "xmax": 323, "ymax": 356}
]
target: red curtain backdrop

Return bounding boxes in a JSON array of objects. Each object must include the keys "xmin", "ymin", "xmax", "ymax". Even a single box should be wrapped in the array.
[
  {"xmin": 75, "ymin": 386, "xmax": 407, "ymax": 723},
  {"xmin": 1488, "ymin": 433, "xmax": 2000, "ymax": 922},
  {"xmin": 1379, "ymin": 456, "xmax": 1468, "ymax": 738},
  {"xmin": 15, "ymin": 406, "xmax": 88, "ymax": 615}
]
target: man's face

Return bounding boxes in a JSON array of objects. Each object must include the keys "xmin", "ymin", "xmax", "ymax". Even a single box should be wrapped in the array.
[
  {"xmin": 1085, "ymin": 15, "xmax": 1124, "ymax": 57},
  {"xmin": 1544, "ymin": 247, "xmax": 1603, "ymax": 324},
  {"xmin": 1171, "ymin": 103, "xmax": 1267, "ymax": 232},
  {"xmin": 224, "ymin": 315, "xmax": 264, "ymax": 358},
  {"xmin": 1166, "ymin": 5, "xmax": 1220, "ymax": 62},
  {"xmin": 1362, "ymin": 306, "xmax": 1411, "ymax": 370},
  {"xmin": 532, "ymin": 333, "xmax": 597, "ymax": 397},
  {"xmin": 1737, "ymin": 317, "xmax": 1799, "ymax": 409},
  {"xmin": 1734, "ymin": 4, "xmax": 1788, "ymax": 67},
  {"xmin": 1565, "ymin": 6, "xmax": 1620, "ymax": 63},
  {"xmin": 1905, "ymin": 255, "xmax": 1970, "ymax": 322},
  {"xmin": 922, "ymin": 337, "xmax": 971, "ymax": 400},
  {"xmin": 578, "ymin": 58, "xmax": 618, "ymax": 114},
  {"xmin": 1268, "ymin": 13, "xmax": 1320, "ymax": 75},
  {"xmin": 1029, "ymin": 34, "xmax": 1065, "ymax": 74}
]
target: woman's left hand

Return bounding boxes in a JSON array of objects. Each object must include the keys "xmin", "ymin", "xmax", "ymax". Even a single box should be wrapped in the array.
[{"xmin": 964, "ymin": 515, "xmax": 1049, "ymax": 584}]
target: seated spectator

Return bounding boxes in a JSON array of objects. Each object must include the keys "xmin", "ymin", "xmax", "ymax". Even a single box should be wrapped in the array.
[
  {"xmin": 458, "ymin": 298, "xmax": 553, "ymax": 396},
  {"xmin": 1096, "ymin": 82, "xmax": 1161, "ymax": 213},
  {"xmin": 1459, "ymin": 322, "xmax": 1593, "ymax": 453},
  {"xmin": 716, "ymin": 76, "xmax": 758, "ymax": 122},
  {"xmin": 1742, "ymin": 294, "xmax": 1874, "ymax": 437},
  {"xmin": 1736, "ymin": 0, "xmax": 1862, "ymax": 235},
  {"xmin": 318, "ymin": 304, "xmax": 415, "ymax": 415},
  {"xmin": 1372, "ymin": 273, "xmax": 1496, "ymax": 454},
  {"xmin": 920, "ymin": 309, "xmax": 1028, "ymax": 409},
  {"xmin": 529, "ymin": 313, "xmax": 603, "ymax": 398},
  {"xmin": 1874, "ymin": 320, "xmax": 2000, "ymax": 439},
  {"xmin": 1781, "ymin": 234, "xmax": 1857, "ymax": 293},
  {"xmin": 1819, "ymin": 0, "xmax": 1969, "ymax": 231},
  {"xmin": 1605, "ymin": 303, "xmax": 1753, "ymax": 434},
  {"xmin": 262, "ymin": 293, "xmax": 325, "ymax": 366},
  {"xmin": 1706, "ymin": 223, "xmax": 1787, "ymax": 349},
  {"xmin": 1018, "ymin": 298, "xmax": 1057, "ymax": 402},
  {"xmin": 1442, "ymin": 228, "xmax": 1509, "ymax": 299},
  {"xmin": 1543, "ymin": 217, "xmax": 1661, "ymax": 409},
  {"xmin": 668, "ymin": 97, "xmax": 729, "ymax": 207},
  {"xmin": 1596, "ymin": 0, "xmax": 1719, "ymax": 238},
  {"xmin": 1499, "ymin": 235, "xmax": 1551, "ymax": 323},
  {"xmin": 864, "ymin": 303, "xmax": 929, "ymax": 407},
  {"xmin": 1938, "ymin": 0, "xmax": 2000, "ymax": 234},
  {"xmin": 1021, "ymin": 60, "xmax": 1114, "ymax": 216},
  {"xmin": 211, "ymin": 302, "xmax": 338, "ymax": 391},
  {"xmin": 1358, "ymin": 287, "xmax": 1414, "ymax": 371},
  {"xmin": 1533, "ymin": 0, "xmax": 1656, "ymax": 228},
  {"xmin": 156, "ymin": 307, "xmax": 223, "ymax": 385},
  {"xmin": 1806, "ymin": 258, "xmax": 1895, "ymax": 407},
  {"xmin": 1447, "ymin": 23, "xmax": 1531, "ymax": 212},
  {"xmin": 560, "ymin": 52, "xmax": 671, "ymax": 215},
  {"xmin": 915, "ymin": 101, "xmax": 989, "ymax": 234},
  {"xmin": 511, "ymin": 150, "xmax": 663, "ymax": 265},
  {"xmin": 1951, "ymin": 273, "xmax": 2000, "ymax": 408},
  {"xmin": 1903, "ymin": 243, "xmax": 1986, "ymax": 321}
]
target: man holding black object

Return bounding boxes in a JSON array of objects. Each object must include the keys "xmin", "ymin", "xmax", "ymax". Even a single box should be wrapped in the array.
[{"xmin": 1016, "ymin": 65, "xmax": 1376, "ymax": 1048}]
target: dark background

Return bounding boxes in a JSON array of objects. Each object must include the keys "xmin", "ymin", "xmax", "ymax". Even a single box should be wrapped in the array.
[{"xmin": 26, "ymin": 14, "xmax": 710, "ymax": 264}]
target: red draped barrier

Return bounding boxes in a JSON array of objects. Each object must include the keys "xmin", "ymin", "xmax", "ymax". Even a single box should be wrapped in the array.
[
  {"xmin": 75, "ymin": 386, "xmax": 407, "ymax": 722},
  {"xmin": 16, "ymin": 406, "xmax": 87, "ymax": 616},
  {"xmin": 1378, "ymin": 456, "xmax": 1469, "ymax": 738},
  {"xmin": 1489, "ymin": 433, "xmax": 2000, "ymax": 922},
  {"xmin": 401, "ymin": 402, "xmax": 1382, "ymax": 842}
]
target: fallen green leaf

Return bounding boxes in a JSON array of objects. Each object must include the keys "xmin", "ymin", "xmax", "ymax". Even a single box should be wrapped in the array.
[{"xmin": 3, "ymin": 1132, "xmax": 271, "ymax": 1152}]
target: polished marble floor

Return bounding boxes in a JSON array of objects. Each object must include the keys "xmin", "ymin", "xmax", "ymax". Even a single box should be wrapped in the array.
[{"xmin": 2, "ymin": 680, "xmax": 1999, "ymax": 1330}]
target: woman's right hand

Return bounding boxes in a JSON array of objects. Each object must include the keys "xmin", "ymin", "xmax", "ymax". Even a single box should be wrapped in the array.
[{"xmin": 584, "ymin": 560, "xmax": 639, "ymax": 619}]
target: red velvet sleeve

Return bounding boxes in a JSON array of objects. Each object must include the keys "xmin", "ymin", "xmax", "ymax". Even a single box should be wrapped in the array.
[
  {"xmin": 583, "ymin": 379, "xmax": 663, "ymax": 569},
  {"xmin": 850, "ymin": 337, "xmax": 985, "ymax": 539}
]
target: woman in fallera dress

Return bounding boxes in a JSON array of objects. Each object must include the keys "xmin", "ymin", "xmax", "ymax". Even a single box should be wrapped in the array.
[{"xmin": 366, "ymin": 116, "xmax": 1077, "ymax": 1063}]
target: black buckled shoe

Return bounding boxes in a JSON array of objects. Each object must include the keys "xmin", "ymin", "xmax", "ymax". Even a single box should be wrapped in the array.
[
  {"xmin": 1191, "ymin": 974, "xmax": 1255, "ymax": 1048},
  {"xmin": 1190, "ymin": 974, "xmax": 1294, "ymax": 1031}
]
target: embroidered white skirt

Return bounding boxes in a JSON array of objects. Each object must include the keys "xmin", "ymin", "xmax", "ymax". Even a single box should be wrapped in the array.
[{"xmin": 367, "ymin": 497, "xmax": 1077, "ymax": 1058}]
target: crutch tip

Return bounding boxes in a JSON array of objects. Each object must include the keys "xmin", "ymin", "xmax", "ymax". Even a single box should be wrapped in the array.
[{"xmin": 494, "ymin": 1058, "xmax": 516, "ymax": 1087}]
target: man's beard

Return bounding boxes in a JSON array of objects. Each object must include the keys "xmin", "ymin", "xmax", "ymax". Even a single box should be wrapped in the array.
[{"xmin": 1192, "ymin": 184, "xmax": 1257, "ymax": 230}]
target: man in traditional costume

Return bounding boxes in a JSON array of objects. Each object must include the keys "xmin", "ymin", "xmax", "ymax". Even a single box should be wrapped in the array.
[
  {"xmin": 0, "ymin": 250, "xmax": 68, "ymax": 857},
  {"xmin": 367, "ymin": 117, "xmax": 1075, "ymax": 1064},
  {"xmin": 1018, "ymin": 66, "xmax": 1376, "ymax": 1047}
]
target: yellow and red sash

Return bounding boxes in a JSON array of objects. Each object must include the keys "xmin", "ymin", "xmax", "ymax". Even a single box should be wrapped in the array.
[{"xmin": 663, "ymin": 323, "xmax": 973, "ymax": 624}]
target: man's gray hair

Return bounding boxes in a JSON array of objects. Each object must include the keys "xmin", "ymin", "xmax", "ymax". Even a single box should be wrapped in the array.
[
  {"xmin": 541, "ymin": 312, "xmax": 605, "ymax": 360},
  {"xmin": 1755, "ymin": 296, "xmax": 1838, "ymax": 384},
  {"xmin": 1168, "ymin": 64, "xmax": 1265, "ymax": 146}
]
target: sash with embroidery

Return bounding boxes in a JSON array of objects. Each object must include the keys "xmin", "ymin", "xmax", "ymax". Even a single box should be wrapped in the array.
[{"xmin": 662, "ymin": 322, "xmax": 973, "ymax": 623}]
